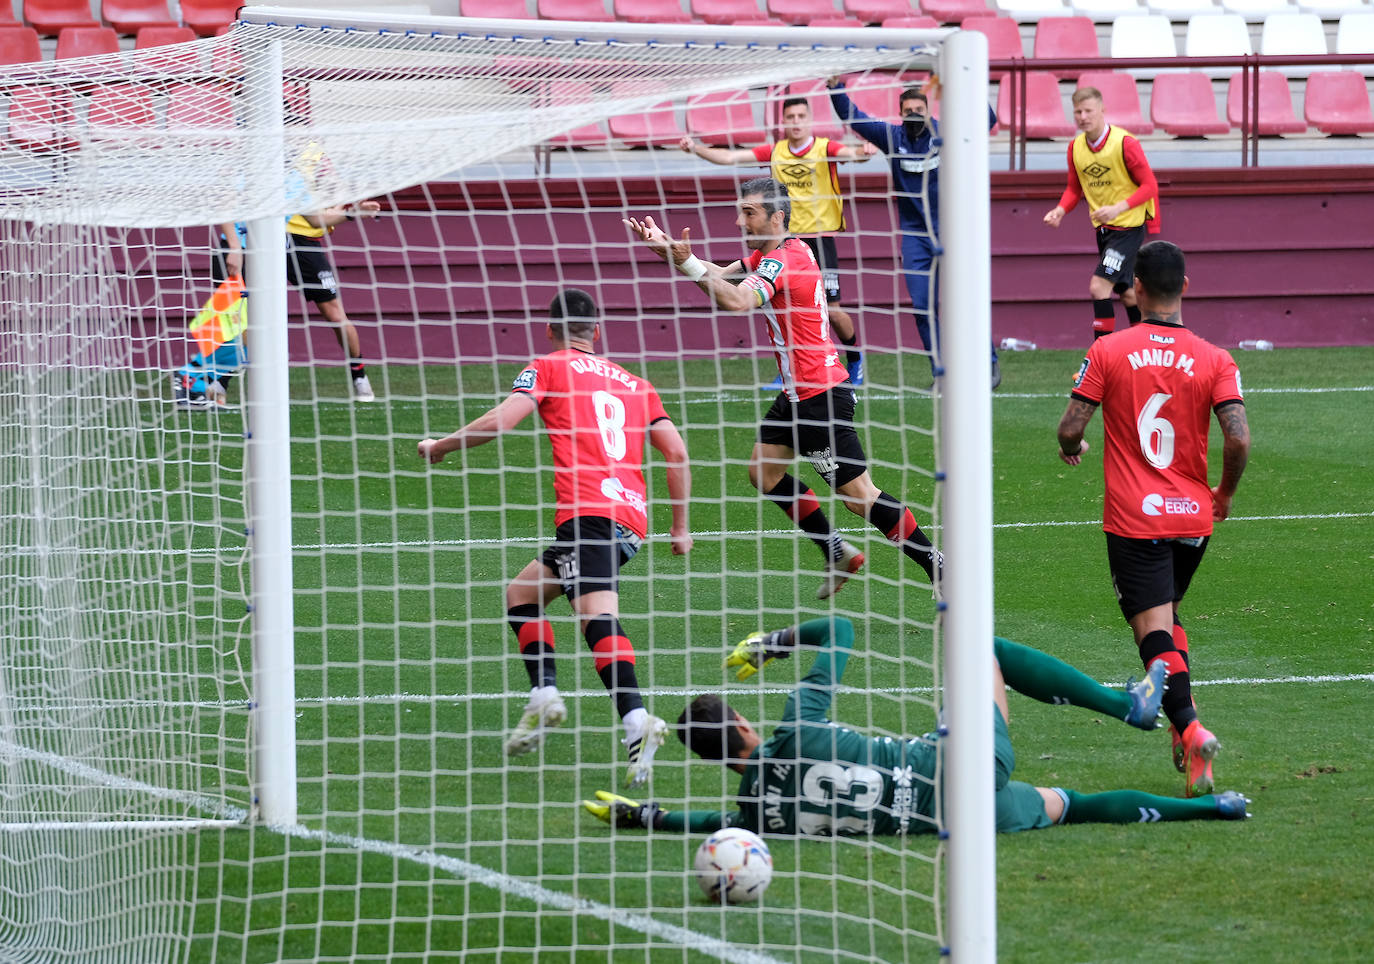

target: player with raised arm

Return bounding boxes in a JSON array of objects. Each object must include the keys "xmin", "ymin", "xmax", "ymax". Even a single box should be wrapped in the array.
[
  {"xmin": 625, "ymin": 177, "xmax": 939, "ymax": 599},
  {"xmin": 1042, "ymin": 86, "xmax": 1161, "ymax": 341},
  {"xmin": 419, "ymin": 289, "xmax": 693, "ymax": 787},
  {"xmin": 583, "ymin": 616, "xmax": 1249, "ymax": 836},
  {"xmin": 1056, "ymin": 240, "xmax": 1250, "ymax": 797},
  {"xmin": 679, "ymin": 95, "xmax": 873, "ymax": 387}
]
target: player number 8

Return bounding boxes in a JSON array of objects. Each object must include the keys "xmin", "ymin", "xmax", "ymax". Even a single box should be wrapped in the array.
[{"xmin": 593, "ymin": 390, "xmax": 627, "ymax": 461}]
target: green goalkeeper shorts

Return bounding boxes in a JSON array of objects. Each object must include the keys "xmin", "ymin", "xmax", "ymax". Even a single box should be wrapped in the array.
[{"xmin": 992, "ymin": 706, "xmax": 1053, "ymax": 833}]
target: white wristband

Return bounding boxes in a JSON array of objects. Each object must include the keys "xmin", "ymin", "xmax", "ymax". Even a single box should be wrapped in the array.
[{"xmin": 677, "ymin": 255, "xmax": 707, "ymax": 282}]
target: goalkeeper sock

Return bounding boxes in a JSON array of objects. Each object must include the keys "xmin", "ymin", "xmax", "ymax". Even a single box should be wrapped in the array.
[
  {"xmin": 1092, "ymin": 299, "xmax": 1115, "ymax": 337},
  {"xmin": 993, "ymin": 637, "xmax": 1131, "ymax": 720},
  {"xmin": 796, "ymin": 616, "xmax": 854, "ymax": 650},
  {"xmin": 1139, "ymin": 629, "xmax": 1197, "ymax": 733},
  {"xmin": 866, "ymin": 493, "xmax": 937, "ymax": 580},
  {"xmin": 1061, "ymin": 788, "xmax": 1224, "ymax": 824},
  {"xmin": 585, "ymin": 614, "xmax": 643, "ymax": 718},
  {"xmin": 839, "ymin": 331, "xmax": 861, "ymax": 366},
  {"xmin": 764, "ymin": 473, "xmax": 844, "ymax": 563},
  {"xmin": 508, "ymin": 604, "xmax": 556, "ymax": 689},
  {"xmin": 1125, "ymin": 303, "xmax": 1141, "ymax": 326}
]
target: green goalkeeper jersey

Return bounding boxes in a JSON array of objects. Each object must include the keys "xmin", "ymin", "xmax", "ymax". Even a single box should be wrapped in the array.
[{"xmin": 668, "ymin": 619, "xmax": 939, "ymax": 837}]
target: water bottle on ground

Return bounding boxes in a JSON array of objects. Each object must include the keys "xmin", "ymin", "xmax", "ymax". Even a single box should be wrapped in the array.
[
  {"xmin": 1000, "ymin": 337, "xmax": 1037, "ymax": 351},
  {"xmin": 1238, "ymin": 340, "xmax": 1274, "ymax": 351}
]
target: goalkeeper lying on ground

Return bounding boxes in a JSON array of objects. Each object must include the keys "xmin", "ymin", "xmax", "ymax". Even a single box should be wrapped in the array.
[{"xmin": 584, "ymin": 617, "xmax": 1249, "ymax": 835}]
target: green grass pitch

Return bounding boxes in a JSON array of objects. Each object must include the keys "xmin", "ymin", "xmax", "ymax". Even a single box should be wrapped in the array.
[{"xmin": 186, "ymin": 346, "xmax": 1372, "ymax": 963}]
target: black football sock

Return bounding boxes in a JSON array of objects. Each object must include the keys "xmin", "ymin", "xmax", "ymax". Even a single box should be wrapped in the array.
[
  {"xmin": 763, "ymin": 473, "xmax": 844, "ymax": 563},
  {"xmin": 1139, "ymin": 628, "xmax": 1196, "ymax": 732},
  {"xmin": 507, "ymin": 603, "xmax": 556, "ymax": 689},
  {"xmin": 1092, "ymin": 299, "xmax": 1116, "ymax": 338},
  {"xmin": 839, "ymin": 331, "xmax": 861, "ymax": 366},
  {"xmin": 1125, "ymin": 303, "xmax": 1142, "ymax": 326},
  {"xmin": 349, "ymin": 360, "xmax": 367, "ymax": 378},
  {"xmin": 585, "ymin": 614, "xmax": 642, "ymax": 718},
  {"xmin": 865, "ymin": 492, "xmax": 937, "ymax": 580}
]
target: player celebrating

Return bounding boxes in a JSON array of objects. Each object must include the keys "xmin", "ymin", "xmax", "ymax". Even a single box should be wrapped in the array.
[
  {"xmin": 419, "ymin": 289, "xmax": 693, "ymax": 787},
  {"xmin": 679, "ymin": 96, "xmax": 872, "ymax": 387},
  {"xmin": 1056, "ymin": 241, "xmax": 1250, "ymax": 797},
  {"xmin": 583, "ymin": 616, "xmax": 1249, "ymax": 836},
  {"xmin": 625, "ymin": 177, "xmax": 940, "ymax": 599},
  {"xmin": 1042, "ymin": 86, "xmax": 1161, "ymax": 340}
]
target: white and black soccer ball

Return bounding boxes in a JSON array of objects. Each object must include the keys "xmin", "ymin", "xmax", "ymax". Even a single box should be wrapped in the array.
[{"xmin": 693, "ymin": 827, "xmax": 773, "ymax": 904}]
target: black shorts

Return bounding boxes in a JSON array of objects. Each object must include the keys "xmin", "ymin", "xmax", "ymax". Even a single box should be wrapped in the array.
[
  {"xmin": 286, "ymin": 235, "xmax": 341, "ymax": 303},
  {"xmin": 1094, "ymin": 224, "xmax": 1146, "ymax": 293},
  {"xmin": 539, "ymin": 516, "xmax": 643, "ymax": 599},
  {"xmin": 1105, "ymin": 532, "xmax": 1209, "ymax": 621},
  {"xmin": 800, "ymin": 235, "xmax": 842, "ymax": 303},
  {"xmin": 758, "ymin": 384, "xmax": 867, "ymax": 487}
]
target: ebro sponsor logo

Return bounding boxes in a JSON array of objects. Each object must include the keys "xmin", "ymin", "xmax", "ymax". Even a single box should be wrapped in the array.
[
  {"xmin": 1140, "ymin": 493, "xmax": 1201, "ymax": 517},
  {"xmin": 601, "ymin": 477, "xmax": 646, "ymax": 514}
]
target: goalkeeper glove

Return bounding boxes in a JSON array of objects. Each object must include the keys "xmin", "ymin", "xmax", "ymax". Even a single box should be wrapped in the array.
[
  {"xmin": 725, "ymin": 628, "xmax": 794, "ymax": 681},
  {"xmin": 581, "ymin": 790, "xmax": 666, "ymax": 830}
]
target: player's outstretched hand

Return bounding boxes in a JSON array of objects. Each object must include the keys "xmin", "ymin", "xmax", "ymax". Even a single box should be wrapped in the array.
[
  {"xmin": 726, "ymin": 631, "xmax": 785, "ymax": 681},
  {"xmin": 581, "ymin": 790, "xmax": 663, "ymax": 829},
  {"xmin": 624, "ymin": 216, "xmax": 692, "ymax": 268},
  {"xmin": 418, "ymin": 438, "xmax": 445, "ymax": 464},
  {"xmin": 670, "ymin": 526, "xmax": 693, "ymax": 556},
  {"xmin": 355, "ymin": 199, "xmax": 382, "ymax": 219}
]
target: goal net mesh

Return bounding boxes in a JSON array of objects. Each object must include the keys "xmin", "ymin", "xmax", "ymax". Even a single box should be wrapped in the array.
[{"xmin": 0, "ymin": 9, "xmax": 980, "ymax": 962}]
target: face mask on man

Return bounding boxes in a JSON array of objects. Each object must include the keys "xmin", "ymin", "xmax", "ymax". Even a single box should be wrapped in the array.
[{"xmin": 903, "ymin": 114, "xmax": 926, "ymax": 141}]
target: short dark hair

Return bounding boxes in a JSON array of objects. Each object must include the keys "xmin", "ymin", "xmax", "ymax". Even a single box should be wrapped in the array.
[
  {"xmin": 738, "ymin": 176, "xmax": 791, "ymax": 229},
  {"xmin": 677, "ymin": 694, "xmax": 750, "ymax": 761},
  {"xmin": 900, "ymin": 87, "xmax": 927, "ymax": 108},
  {"xmin": 1133, "ymin": 241, "xmax": 1186, "ymax": 301},
  {"xmin": 548, "ymin": 287, "xmax": 598, "ymax": 340},
  {"xmin": 780, "ymin": 96, "xmax": 810, "ymax": 114}
]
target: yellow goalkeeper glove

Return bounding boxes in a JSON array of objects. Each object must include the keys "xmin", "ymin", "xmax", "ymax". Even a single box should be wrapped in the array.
[
  {"xmin": 725, "ymin": 629, "xmax": 793, "ymax": 681},
  {"xmin": 581, "ymin": 790, "xmax": 664, "ymax": 830}
]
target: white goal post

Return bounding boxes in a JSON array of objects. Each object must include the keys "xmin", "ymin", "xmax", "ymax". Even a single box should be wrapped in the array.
[{"xmin": 0, "ymin": 9, "xmax": 993, "ymax": 961}]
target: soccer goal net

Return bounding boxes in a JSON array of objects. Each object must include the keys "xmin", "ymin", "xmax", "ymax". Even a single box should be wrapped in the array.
[{"xmin": 0, "ymin": 8, "xmax": 992, "ymax": 962}]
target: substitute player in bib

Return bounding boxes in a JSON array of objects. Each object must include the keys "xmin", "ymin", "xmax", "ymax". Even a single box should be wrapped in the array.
[
  {"xmin": 287, "ymin": 204, "xmax": 381, "ymax": 401},
  {"xmin": 626, "ymin": 177, "xmax": 940, "ymax": 600},
  {"xmin": 1056, "ymin": 241, "xmax": 1250, "ymax": 797},
  {"xmin": 583, "ymin": 617, "xmax": 1249, "ymax": 837},
  {"xmin": 419, "ymin": 289, "xmax": 693, "ymax": 788},
  {"xmin": 1042, "ymin": 86, "xmax": 1161, "ymax": 340},
  {"xmin": 679, "ymin": 96, "xmax": 871, "ymax": 387}
]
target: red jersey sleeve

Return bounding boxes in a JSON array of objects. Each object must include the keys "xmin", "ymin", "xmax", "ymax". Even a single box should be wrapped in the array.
[
  {"xmin": 824, "ymin": 138, "xmax": 844, "ymax": 157},
  {"xmin": 752, "ymin": 143, "xmax": 772, "ymax": 162},
  {"xmin": 1210, "ymin": 350, "xmax": 1244, "ymax": 408},
  {"xmin": 1058, "ymin": 141, "xmax": 1083, "ymax": 212},
  {"xmin": 1122, "ymin": 136, "xmax": 1161, "ymax": 233},
  {"xmin": 741, "ymin": 248, "xmax": 780, "ymax": 302},
  {"xmin": 1070, "ymin": 341, "xmax": 1106, "ymax": 404},
  {"xmin": 511, "ymin": 357, "xmax": 545, "ymax": 403},
  {"xmin": 645, "ymin": 384, "xmax": 670, "ymax": 424}
]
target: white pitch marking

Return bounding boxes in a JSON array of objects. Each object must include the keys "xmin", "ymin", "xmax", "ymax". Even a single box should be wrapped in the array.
[{"xmin": 0, "ymin": 739, "xmax": 788, "ymax": 964}]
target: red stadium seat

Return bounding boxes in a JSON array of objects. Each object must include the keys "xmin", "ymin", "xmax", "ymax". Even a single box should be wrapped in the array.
[
  {"xmin": 733, "ymin": 15, "xmax": 787, "ymax": 22},
  {"xmin": 607, "ymin": 81, "xmax": 684, "ymax": 146},
  {"xmin": 101, "ymin": 0, "xmax": 177, "ymax": 35},
  {"xmin": 543, "ymin": 81, "xmax": 612, "ymax": 147},
  {"xmin": 165, "ymin": 83, "xmax": 236, "ymax": 128},
  {"xmin": 996, "ymin": 71, "xmax": 1074, "ymax": 137},
  {"xmin": 1226, "ymin": 70, "xmax": 1306, "ymax": 135},
  {"xmin": 686, "ymin": 89, "xmax": 767, "ymax": 145},
  {"xmin": 1149, "ymin": 72, "xmax": 1230, "ymax": 136},
  {"xmin": 86, "ymin": 84, "xmax": 156, "ymax": 134},
  {"xmin": 962, "ymin": 14, "xmax": 1024, "ymax": 77},
  {"xmin": 881, "ymin": 14, "xmax": 939, "ymax": 26},
  {"xmin": 1075, "ymin": 70, "xmax": 1152, "ymax": 133},
  {"xmin": 23, "ymin": 0, "xmax": 99, "ymax": 36},
  {"xmin": 767, "ymin": 0, "xmax": 838, "ymax": 23},
  {"xmin": 55, "ymin": 26, "xmax": 120, "ymax": 58},
  {"xmin": 808, "ymin": 15, "xmax": 865, "ymax": 25},
  {"xmin": 1032, "ymin": 15, "xmax": 1099, "ymax": 76},
  {"xmin": 614, "ymin": 0, "xmax": 692, "ymax": 20},
  {"xmin": 920, "ymin": 0, "xmax": 990, "ymax": 23},
  {"xmin": 459, "ymin": 0, "xmax": 534, "ymax": 14},
  {"xmin": 844, "ymin": 0, "xmax": 917, "ymax": 23},
  {"xmin": 134, "ymin": 24, "xmax": 194, "ymax": 46},
  {"xmin": 6, "ymin": 87, "xmax": 76, "ymax": 150},
  {"xmin": 0, "ymin": 26, "xmax": 43, "ymax": 64},
  {"xmin": 178, "ymin": 0, "xmax": 239, "ymax": 37},
  {"xmin": 538, "ymin": 0, "xmax": 614, "ymax": 19},
  {"xmin": 1303, "ymin": 69, "xmax": 1374, "ymax": 135},
  {"xmin": 769, "ymin": 78, "xmax": 846, "ymax": 139},
  {"xmin": 691, "ymin": 0, "xmax": 762, "ymax": 22},
  {"xmin": 0, "ymin": 4, "xmax": 16, "ymax": 23}
]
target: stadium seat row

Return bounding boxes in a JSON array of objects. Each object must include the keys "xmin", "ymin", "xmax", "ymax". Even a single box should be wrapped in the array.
[
  {"xmin": 2, "ymin": 1, "xmax": 237, "ymax": 37},
  {"xmin": 0, "ymin": 24, "xmax": 214, "ymax": 64},
  {"xmin": 4, "ymin": 70, "xmax": 1368, "ymax": 155}
]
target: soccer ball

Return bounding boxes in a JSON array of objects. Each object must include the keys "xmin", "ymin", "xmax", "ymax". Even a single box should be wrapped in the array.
[{"xmin": 693, "ymin": 827, "xmax": 773, "ymax": 904}]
